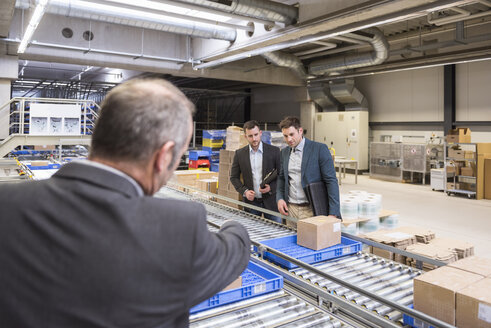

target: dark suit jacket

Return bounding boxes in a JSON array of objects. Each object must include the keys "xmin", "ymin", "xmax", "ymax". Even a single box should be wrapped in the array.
[
  {"xmin": 230, "ymin": 142, "xmax": 281, "ymax": 211},
  {"xmin": 276, "ymin": 137, "xmax": 341, "ymax": 217},
  {"xmin": 0, "ymin": 162, "xmax": 250, "ymax": 328}
]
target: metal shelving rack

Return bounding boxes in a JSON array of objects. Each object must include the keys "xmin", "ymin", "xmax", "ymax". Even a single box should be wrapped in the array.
[{"xmin": 444, "ymin": 142, "xmax": 477, "ymax": 199}]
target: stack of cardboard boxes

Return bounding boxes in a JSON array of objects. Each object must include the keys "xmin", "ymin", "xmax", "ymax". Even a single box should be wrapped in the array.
[
  {"xmin": 365, "ymin": 228, "xmax": 417, "ymax": 263},
  {"xmin": 226, "ymin": 126, "xmax": 248, "ymax": 151},
  {"xmin": 169, "ymin": 170, "xmax": 218, "ymax": 191},
  {"xmin": 414, "ymin": 256, "xmax": 491, "ymax": 327},
  {"xmin": 217, "ymin": 149, "xmax": 242, "ymax": 209}
]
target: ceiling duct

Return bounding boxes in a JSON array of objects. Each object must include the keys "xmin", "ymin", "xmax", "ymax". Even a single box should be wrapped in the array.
[
  {"xmin": 329, "ymin": 79, "xmax": 368, "ymax": 111},
  {"xmin": 307, "ymin": 83, "xmax": 342, "ymax": 112},
  {"xmin": 308, "ymin": 27, "xmax": 389, "ymax": 76},
  {"xmin": 261, "ymin": 51, "xmax": 307, "ymax": 79},
  {"xmin": 15, "ymin": 0, "xmax": 237, "ymax": 41},
  {"xmin": 173, "ymin": 0, "xmax": 298, "ymax": 25}
]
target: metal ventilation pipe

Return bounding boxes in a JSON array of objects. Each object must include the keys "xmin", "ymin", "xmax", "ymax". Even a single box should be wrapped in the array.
[
  {"xmin": 174, "ymin": 0, "xmax": 298, "ymax": 25},
  {"xmin": 261, "ymin": 51, "xmax": 307, "ymax": 79},
  {"xmin": 15, "ymin": 0, "xmax": 237, "ymax": 41},
  {"xmin": 308, "ymin": 27, "xmax": 389, "ymax": 75}
]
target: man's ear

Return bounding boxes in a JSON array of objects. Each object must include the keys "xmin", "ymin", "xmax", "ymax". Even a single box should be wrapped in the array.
[{"xmin": 155, "ymin": 141, "xmax": 175, "ymax": 173}]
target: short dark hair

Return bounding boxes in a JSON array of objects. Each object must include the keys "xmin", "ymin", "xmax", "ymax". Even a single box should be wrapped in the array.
[
  {"xmin": 243, "ymin": 120, "xmax": 260, "ymax": 131},
  {"xmin": 279, "ymin": 116, "xmax": 301, "ymax": 130},
  {"xmin": 90, "ymin": 78, "xmax": 195, "ymax": 164}
]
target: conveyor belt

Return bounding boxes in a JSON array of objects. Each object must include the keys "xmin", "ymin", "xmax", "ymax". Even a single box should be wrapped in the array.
[{"xmin": 156, "ymin": 187, "xmax": 422, "ymax": 326}]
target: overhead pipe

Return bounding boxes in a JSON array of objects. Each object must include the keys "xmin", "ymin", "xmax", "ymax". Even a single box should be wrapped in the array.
[
  {"xmin": 173, "ymin": 0, "xmax": 299, "ymax": 25},
  {"xmin": 15, "ymin": 0, "xmax": 237, "ymax": 41},
  {"xmin": 261, "ymin": 51, "xmax": 308, "ymax": 79},
  {"xmin": 308, "ymin": 27, "xmax": 389, "ymax": 75}
]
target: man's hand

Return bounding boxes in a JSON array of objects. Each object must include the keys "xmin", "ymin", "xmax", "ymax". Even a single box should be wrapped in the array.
[
  {"xmin": 277, "ymin": 199, "xmax": 288, "ymax": 216},
  {"xmin": 245, "ymin": 190, "xmax": 256, "ymax": 201},
  {"xmin": 259, "ymin": 184, "xmax": 271, "ymax": 194}
]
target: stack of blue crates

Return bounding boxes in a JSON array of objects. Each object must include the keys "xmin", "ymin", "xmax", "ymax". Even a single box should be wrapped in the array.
[{"xmin": 202, "ymin": 130, "xmax": 226, "ymax": 172}]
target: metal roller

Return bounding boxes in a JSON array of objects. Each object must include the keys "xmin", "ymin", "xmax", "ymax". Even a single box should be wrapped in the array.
[
  {"xmin": 373, "ymin": 295, "xmax": 413, "ymax": 316},
  {"xmin": 321, "ymin": 265, "xmax": 395, "ymax": 291},
  {"xmin": 346, "ymin": 273, "xmax": 417, "ymax": 303},
  {"xmin": 190, "ymin": 290, "xmax": 285, "ymax": 321},
  {"xmin": 363, "ymin": 287, "xmax": 414, "ymax": 311},
  {"xmin": 384, "ymin": 310, "xmax": 403, "ymax": 322},
  {"xmin": 297, "ymin": 257, "xmax": 371, "ymax": 280},
  {"xmin": 276, "ymin": 312, "xmax": 342, "ymax": 328},
  {"xmin": 335, "ymin": 268, "xmax": 411, "ymax": 297},
  {"xmin": 356, "ymin": 280, "xmax": 413, "ymax": 307},
  {"xmin": 292, "ymin": 253, "xmax": 365, "ymax": 277}
]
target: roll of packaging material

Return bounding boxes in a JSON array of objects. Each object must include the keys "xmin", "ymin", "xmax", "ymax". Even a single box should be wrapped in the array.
[
  {"xmin": 380, "ymin": 214, "xmax": 399, "ymax": 229},
  {"xmin": 340, "ymin": 199, "xmax": 359, "ymax": 219},
  {"xmin": 341, "ymin": 222, "xmax": 359, "ymax": 235},
  {"xmin": 359, "ymin": 216, "xmax": 380, "ymax": 233},
  {"xmin": 359, "ymin": 199, "xmax": 381, "ymax": 217}
]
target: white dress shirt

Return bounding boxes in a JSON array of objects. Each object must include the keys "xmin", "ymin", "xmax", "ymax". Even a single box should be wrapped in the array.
[
  {"xmin": 288, "ymin": 137, "xmax": 308, "ymax": 204},
  {"xmin": 249, "ymin": 142, "xmax": 263, "ymax": 199}
]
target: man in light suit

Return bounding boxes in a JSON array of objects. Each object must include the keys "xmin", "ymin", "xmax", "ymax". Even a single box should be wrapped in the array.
[
  {"xmin": 276, "ymin": 116, "xmax": 340, "ymax": 225},
  {"xmin": 230, "ymin": 120, "xmax": 282, "ymax": 223},
  {"xmin": 0, "ymin": 78, "xmax": 250, "ymax": 328}
]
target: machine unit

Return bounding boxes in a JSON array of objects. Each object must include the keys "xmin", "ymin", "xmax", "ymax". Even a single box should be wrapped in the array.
[{"xmin": 314, "ymin": 111, "xmax": 369, "ymax": 170}]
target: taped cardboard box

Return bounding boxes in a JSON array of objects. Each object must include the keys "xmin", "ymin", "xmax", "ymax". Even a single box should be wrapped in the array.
[
  {"xmin": 446, "ymin": 128, "xmax": 471, "ymax": 143},
  {"xmin": 30, "ymin": 160, "xmax": 50, "ymax": 167},
  {"xmin": 297, "ymin": 216, "xmax": 341, "ymax": 250},
  {"xmin": 430, "ymin": 237, "xmax": 474, "ymax": 259},
  {"xmin": 394, "ymin": 226, "xmax": 435, "ymax": 244},
  {"xmin": 456, "ymin": 277, "xmax": 491, "ymax": 328},
  {"xmin": 448, "ymin": 256, "xmax": 491, "ymax": 277},
  {"xmin": 197, "ymin": 178, "xmax": 218, "ymax": 194},
  {"xmin": 405, "ymin": 243, "xmax": 458, "ymax": 271},
  {"xmin": 414, "ymin": 266, "xmax": 484, "ymax": 325}
]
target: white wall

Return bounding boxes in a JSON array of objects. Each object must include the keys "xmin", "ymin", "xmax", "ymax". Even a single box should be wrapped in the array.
[
  {"xmin": 456, "ymin": 60, "xmax": 491, "ymax": 121},
  {"xmin": 356, "ymin": 60, "xmax": 491, "ymax": 143}
]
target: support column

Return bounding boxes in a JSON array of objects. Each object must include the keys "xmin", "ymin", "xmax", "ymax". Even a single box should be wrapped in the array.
[
  {"xmin": 0, "ymin": 55, "xmax": 18, "ymax": 140},
  {"xmin": 443, "ymin": 64, "xmax": 456, "ymax": 136}
]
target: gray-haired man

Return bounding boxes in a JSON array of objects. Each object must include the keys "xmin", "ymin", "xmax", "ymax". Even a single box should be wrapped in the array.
[{"xmin": 0, "ymin": 78, "xmax": 250, "ymax": 328}]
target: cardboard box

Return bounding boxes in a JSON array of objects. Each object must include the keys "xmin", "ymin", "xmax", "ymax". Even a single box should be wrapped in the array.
[
  {"xmin": 170, "ymin": 170, "xmax": 218, "ymax": 188},
  {"xmin": 461, "ymin": 165, "xmax": 475, "ymax": 177},
  {"xmin": 226, "ymin": 126, "xmax": 248, "ymax": 151},
  {"xmin": 197, "ymin": 178, "xmax": 218, "ymax": 194},
  {"xmin": 485, "ymin": 158, "xmax": 491, "ymax": 200},
  {"xmin": 465, "ymin": 151, "xmax": 475, "ymax": 159},
  {"xmin": 456, "ymin": 277, "xmax": 491, "ymax": 328},
  {"xmin": 34, "ymin": 145, "xmax": 56, "ymax": 151},
  {"xmin": 414, "ymin": 266, "xmax": 484, "ymax": 325},
  {"xmin": 448, "ymin": 147, "xmax": 465, "ymax": 159},
  {"xmin": 217, "ymin": 189, "xmax": 242, "ymax": 209},
  {"xmin": 223, "ymin": 276, "xmax": 242, "ymax": 291},
  {"xmin": 477, "ymin": 143, "xmax": 491, "ymax": 200},
  {"xmin": 448, "ymin": 256, "xmax": 491, "ymax": 277},
  {"xmin": 371, "ymin": 246, "xmax": 394, "ymax": 261},
  {"xmin": 447, "ymin": 182, "xmax": 456, "ymax": 190},
  {"xmin": 30, "ymin": 160, "xmax": 50, "ymax": 167},
  {"xmin": 297, "ymin": 216, "xmax": 341, "ymax": 250},
  {"xmin": 446, "ymin": 128, "xmax": 471, "ymax": 143},
  {"xmin": 219, "ymin": 149, "xmax": 236, "ymax": 165},
  {"xmin": 430, "ymin": 237, "xmax": 474, "ymax": 259}
]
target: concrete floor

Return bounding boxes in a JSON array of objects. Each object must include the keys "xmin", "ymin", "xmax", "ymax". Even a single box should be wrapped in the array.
[{"xmin": 338, "ymin": 173, "xmax": 491, "ymax": 259}]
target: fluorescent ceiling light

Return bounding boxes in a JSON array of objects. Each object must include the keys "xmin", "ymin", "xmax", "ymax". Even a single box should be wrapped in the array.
[
  {"xmin": 18, "ymin": 0, "xmax": 49, "ymax": 54},
  {"xmin": 101, "ymin": 0, "xmax": 232, "ymax": 23}
]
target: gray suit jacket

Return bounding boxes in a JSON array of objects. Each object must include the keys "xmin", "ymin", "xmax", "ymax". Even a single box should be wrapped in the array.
[
  {"xmin": 276, "ymin": 138, "xmax": 341, "ymax": 217},
  {"xmin": 230, "ymin": 142, "xmax": 281, "ymax": 211},
  {"xmin": 0, "ymin": 162, "xmax": 250, "ymax": 328}
]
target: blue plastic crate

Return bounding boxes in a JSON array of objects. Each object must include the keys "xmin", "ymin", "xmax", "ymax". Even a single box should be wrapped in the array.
[
  {"xmin": 258, "ymin": 235, "xmax": 362, "ymax": 269},
  {"xmin": 403, "ymin": 305, "xmax": 434, "ymax": 328},
  {"xmin": 261, "ymin": 131, "xmax": 272, "ymax": 144},
  {"xmin": 189, "ymin": 150, "xmax": 211, "ymax": 161},
  {"xmin": 210, "ymin": 163, "xmax": 219, "ymax": 172},
  {"xmin": 190, "ymin": 261, "xmax": 283, "ymax": 314},
  {"xmin": 202, "ymin": 146, "xmax": 224, "ymax": 152},
  {"xmin": 27, "ymin": 163, "xmax": 61, "ymax": 170},
  {"xmin": 203, "ymin": 129, "xmax": 226, "ymax": 140}
]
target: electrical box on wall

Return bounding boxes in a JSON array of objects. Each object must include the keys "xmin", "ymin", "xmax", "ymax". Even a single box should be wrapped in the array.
[{"xmin": 314, "ymin": 111, "xmax": 369, "ymax": 170}]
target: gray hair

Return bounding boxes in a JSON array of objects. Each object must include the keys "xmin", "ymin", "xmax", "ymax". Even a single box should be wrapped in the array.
[{"xmin": 90, "ymin": 78, "xmax": 195, "ymax": 164}]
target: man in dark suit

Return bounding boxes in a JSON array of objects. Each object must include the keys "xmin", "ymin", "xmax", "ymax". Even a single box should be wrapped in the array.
[
  {"xmin": 230, "ymin": 120, "xmax": 282, "ymax": 223},
  {"xmin": 0, "ymin": 78, "xmax": 250, "ymax": 328},
  {"xmin": 276, "ymin": 116, "xmax": 340, "ymax": 226}
]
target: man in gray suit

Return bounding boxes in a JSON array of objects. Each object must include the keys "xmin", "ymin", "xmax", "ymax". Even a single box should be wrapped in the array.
[
  {"xmin": 0, "ymin": 78, "xmax": 250, "ymax": 328},
  {"xmin": 230, "ymin": 120, "xmax": 281, "ymax": 223},
  {"xmin": 276, "ymin": 116, "xmax": 340, "ymax": 226}
]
